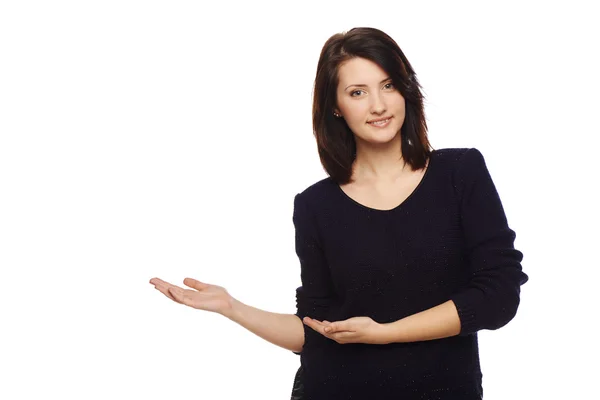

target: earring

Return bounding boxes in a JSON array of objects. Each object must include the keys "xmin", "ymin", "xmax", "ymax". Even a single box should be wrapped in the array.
[{"xmin": 333, "ymin": 112, "xmax": 341, "ymax": 118}]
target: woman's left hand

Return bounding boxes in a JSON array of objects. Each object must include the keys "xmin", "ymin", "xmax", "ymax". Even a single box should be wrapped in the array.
[{"xmin": 303, "ymin": 316, "xmax": 390, "ymax": 345}]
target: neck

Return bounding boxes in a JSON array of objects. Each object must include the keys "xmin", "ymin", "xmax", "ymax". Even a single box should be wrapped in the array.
[{"xmin": 352, "ymin": 135, "xmax": 406, "ymax": 183}]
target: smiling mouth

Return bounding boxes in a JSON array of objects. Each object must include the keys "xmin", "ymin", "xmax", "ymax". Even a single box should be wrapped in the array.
[{"xmin": 367, "ymin": 117, "xmax": 392, "ymax": 126}]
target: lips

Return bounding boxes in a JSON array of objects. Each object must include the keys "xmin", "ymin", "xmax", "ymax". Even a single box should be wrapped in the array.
[
  {"xmin": 367, "ymin": 117, "xmax": 392, "ymax": 127},
  {"xmin": 367, "ymin": 116, "xmax": 392, "ymax": 123}
]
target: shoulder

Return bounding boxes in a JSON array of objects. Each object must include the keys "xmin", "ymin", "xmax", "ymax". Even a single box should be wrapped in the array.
[
  {"xmin": 432, "ymin": 147, "xmax": 475, "ymax": 163},
  {"xmin": 295, "ymin": 177, "xmax": 335, "ymax": 207},
  {"xmin": 292, "ymin": 178, "xmax": 334, "ymax": 236},
  {"xmin": 438, "ymin": 147, "xmax": 497, "ymax": 205},
  {"xmin": 430, "ymin": 148, "xmax": 490, "ymax": 198},
  {"xmin": 432, "ymin": 147, "xmax": 487, "ymax": 173}
]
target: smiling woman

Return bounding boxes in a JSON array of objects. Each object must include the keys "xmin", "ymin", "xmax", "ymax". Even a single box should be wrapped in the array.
[
  {"xmin": 288, "ymin": 27, "xmax": 528, "ymax": 399},
  {"xmin": 149, "ymin": 26, "xmax": 529, "ymax": 400},
  {"xmin": 311, "ymin": 27, "xmax": 431, "ymax": 187},
  {"xmin": 335, "ymin": 59, "xmax": 405, "ymax": 149}
]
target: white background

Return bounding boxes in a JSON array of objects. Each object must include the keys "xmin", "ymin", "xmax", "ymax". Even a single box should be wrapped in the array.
[{"xmin": 1, "ymin": 1, "xmax": 598, "ymax": 399}]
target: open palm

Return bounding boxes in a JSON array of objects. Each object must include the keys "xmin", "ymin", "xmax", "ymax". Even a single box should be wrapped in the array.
[{"xmin": 150, "ymin": 277, "xmax": 233, "ymax": 315}]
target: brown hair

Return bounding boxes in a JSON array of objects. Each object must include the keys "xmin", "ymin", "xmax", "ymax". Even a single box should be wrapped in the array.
[{"xmin": 312, "ymin": 27, "xmax": 433, "ymax": 184}]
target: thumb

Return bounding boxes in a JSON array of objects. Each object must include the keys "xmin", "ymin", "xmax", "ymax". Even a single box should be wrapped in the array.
[
  {"xmin": 329, "ymin": 321, "xmax": 350, "ymax": 332},
  {"xmin": 325, "ymin": 322, "xmax": 338, "ymax": 333},
  {"xmin": 183, "ymin": 277, "xmax": 209, "ymax": 291}
]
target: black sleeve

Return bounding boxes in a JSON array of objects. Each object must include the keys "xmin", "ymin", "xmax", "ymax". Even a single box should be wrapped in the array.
[
  {"xmin": 292, "ymin": 193, "xmax": 336, "ymax": 354},
  {"xmin": 449, "ymin": 148, "xmax": 529, "ymax": 336}
]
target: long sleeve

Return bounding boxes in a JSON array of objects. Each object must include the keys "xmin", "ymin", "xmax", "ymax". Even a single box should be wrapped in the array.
[
  {"xmin": 292, "ymin": 193, "xmax": 336, "ymax": 354},
  {"xmin": 449, "ymin": 148, "xmax": 529, "ymax": 336}
]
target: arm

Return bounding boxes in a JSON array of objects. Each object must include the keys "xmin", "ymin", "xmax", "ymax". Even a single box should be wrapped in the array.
[
  {"xmin": 158, "ymin": 194, "xmax": 333, "ymax": 354},
  {"xmin": 151, "ymin": 276, "xmax": 306, "ymax": 352},
  {"xmin": 292, "ymin": 192, "xmax": 336, "ymax": 354},
  {"xmin": 448, "ymin": 148, "xmax": 529, "ymax": 336},
  {"xmin": 222, "ymin": 299, "xmax": 305, "ymax": 353},
  {"xmin": 225, "ymin": 192, "xmax": 336, "ymax": 354},
  {"xmin": 381, "ymin": 148, "xmax": 528, "ymax": 343},
  {"xmin": 381, "ymin": 300, "xmax": 461, "ymax": 343}
]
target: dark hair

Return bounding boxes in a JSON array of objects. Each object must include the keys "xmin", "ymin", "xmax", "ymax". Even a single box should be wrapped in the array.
[{"xmin": 312, "ymin": 27, "xmax": 432, "ymax": 184}]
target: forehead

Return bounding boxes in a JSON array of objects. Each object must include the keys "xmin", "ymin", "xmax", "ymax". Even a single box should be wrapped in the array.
[{"xmin": 337, "ymin": 57, "xmax": 388, "ymax": 85}]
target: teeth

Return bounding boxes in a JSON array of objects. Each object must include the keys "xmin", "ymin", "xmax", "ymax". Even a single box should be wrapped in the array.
[{"xmin": 369, "ymin": 118, "xmax": 390, "ymax": 125}]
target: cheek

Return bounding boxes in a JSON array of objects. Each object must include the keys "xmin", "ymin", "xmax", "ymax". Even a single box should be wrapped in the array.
[
  {"xmin": 394, "ymin": 95, "xmax": 406, "ymax": 110},
  {"xmin": 341, "ymin": 102, "xmax": 369, "ymax": 123}
]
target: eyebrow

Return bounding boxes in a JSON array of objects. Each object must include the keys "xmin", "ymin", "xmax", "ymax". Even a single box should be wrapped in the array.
[{"xmin": 345, "ymin": 77, "xmax": 392, "ymax": 90}]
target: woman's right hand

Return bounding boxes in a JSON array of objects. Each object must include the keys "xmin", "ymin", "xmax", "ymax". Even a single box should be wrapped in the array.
[{"xmin": 149, "ymin": 277, "xmax": 234, "ymax": 316}]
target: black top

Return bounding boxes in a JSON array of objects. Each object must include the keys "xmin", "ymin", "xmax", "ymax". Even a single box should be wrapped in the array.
[{"xmin": 291, "ymin": 148, "xmax": 529, "ymax": 399}]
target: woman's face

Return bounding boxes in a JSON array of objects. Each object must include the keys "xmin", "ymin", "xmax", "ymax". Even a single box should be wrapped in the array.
[{"xmin": 334, "ymin": 57, "xmax": 406, "ymax": 147}]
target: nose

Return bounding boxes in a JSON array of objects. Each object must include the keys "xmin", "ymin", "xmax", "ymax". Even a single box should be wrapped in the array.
[{"xmin": 370, "ymin": 92, "xmax": 386, "ymax": 115}]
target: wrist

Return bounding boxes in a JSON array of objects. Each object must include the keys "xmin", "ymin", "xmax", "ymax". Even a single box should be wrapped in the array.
[
  {"xmin": 221, "ymin": 297, "xmax": 242, "ymax": 321},
  {"xmin": 379, "ymin": 320, "xmax": 403, "ymax": 344}
]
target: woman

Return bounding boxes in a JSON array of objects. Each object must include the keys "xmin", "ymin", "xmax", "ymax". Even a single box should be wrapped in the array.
[{"xmin": 150, "ymin": 27, "xmax": 529, "ymax": 399}]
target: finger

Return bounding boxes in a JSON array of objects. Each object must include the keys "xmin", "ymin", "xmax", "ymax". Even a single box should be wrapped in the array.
[
  {"xmin": 168, "ymin": 286, "xmax": 186, "ymax": 299},
  {"xmin": 152, "ymin": 279, "xmax": 186, "ymax": 294},
  {"xmin": 327, "ymin": 322, "xmax": 349, "ymax": 333},
  {"xmin": 154, "ymin": 285, "xmax": 180, "ymax": 303},
  {"xmin": 327, "ymin": 322, "xmax": 354, "ymax": 334},
  {"xmin": 304, "ymin": 317, "xmax": 326, "ymax": 328},
  {"xmin": 151, "ymin": 278, "xmax": 176, "ymax": 292},
  {"xmin": 330, "ymin": 331, "xmax": 355, "ymax": 341},
  {"xmin": 303, "ymin": 318, "xmax": 327, "ymax": 334},
  {"xmin": 313, "ymin": 322, "xmax": 333, "ymax": 337},
  {"xmin": 183, "ymin": 278, "xmax": 209, "ymax": 291},
  {"xmin": 151, "ymin": 277, "xmax": 177, "ymax": 285},
  {"xmin": 306, "ymin": 317, "xmax": 328, "ymax": 326},
  {"xmin": 168, "ymin": 288, "xmax": 188, "ymax": 305},
  {"xmin": 172, "ymin": 287, "xmax": 196, "ymax": 307},
  {"xmin": 324, "ymin": 322, "xmax": 337, "ymax": 333},
  {"xmin": 150, "ymin": 277, "xmax": 167, "ymax": 286},
  {"xmin": 151, "ymin": 279, "xmax": 184, "ymax": 303}
]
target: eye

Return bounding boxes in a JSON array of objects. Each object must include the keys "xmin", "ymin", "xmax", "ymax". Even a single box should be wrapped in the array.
[
  {"xmin": 350, "ymin": 90, "xmax": 363, "ymax": 97},
  {"xmin": 384, "ymin": 82, "xmax": 394, "ymax": 89}
]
